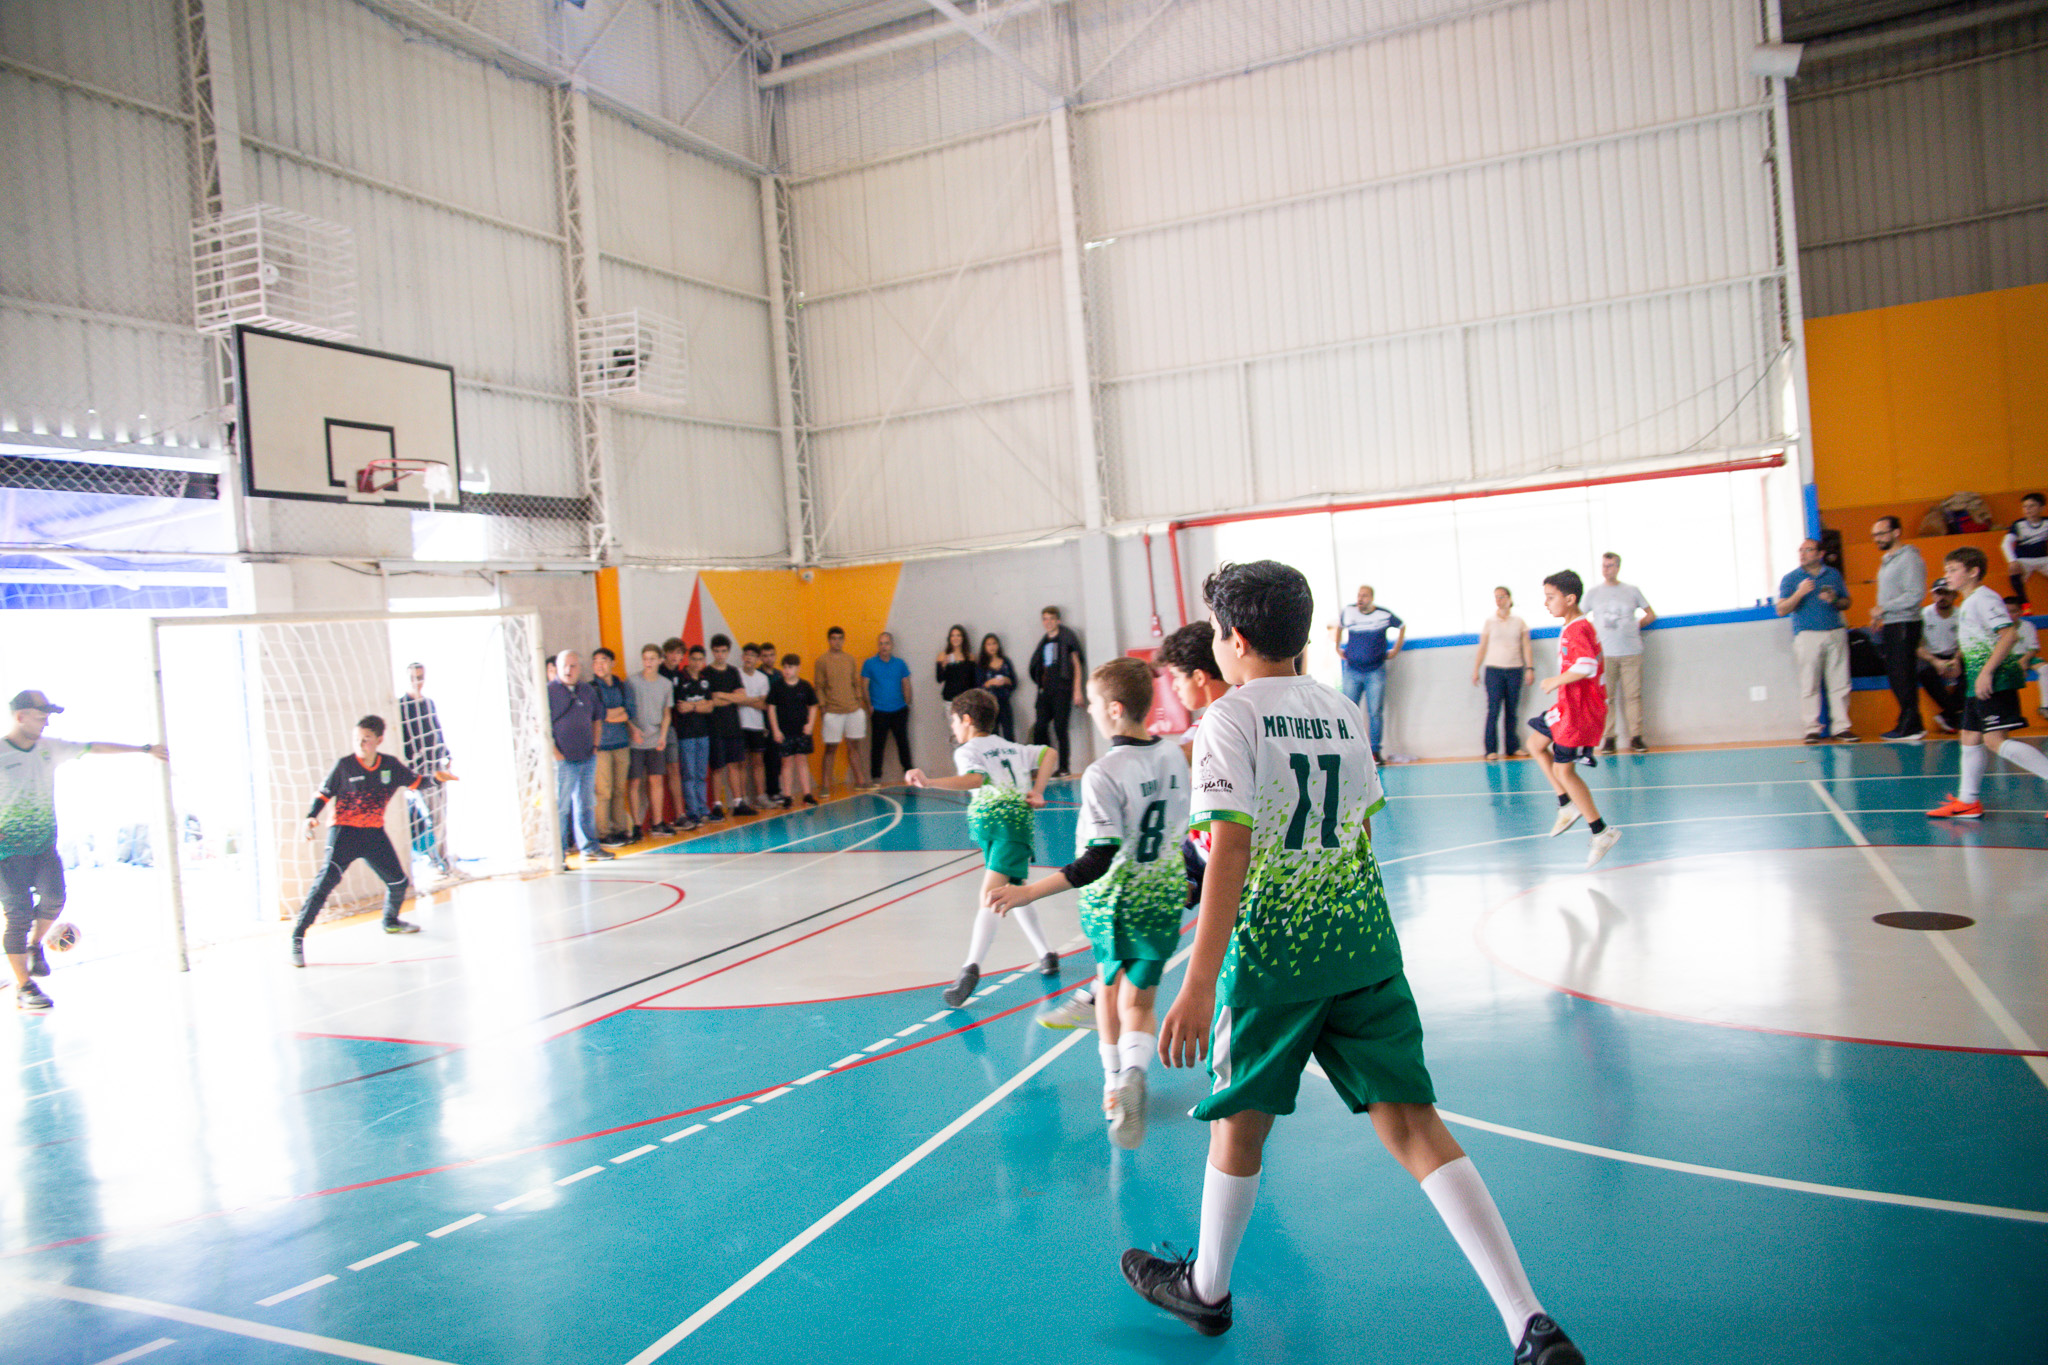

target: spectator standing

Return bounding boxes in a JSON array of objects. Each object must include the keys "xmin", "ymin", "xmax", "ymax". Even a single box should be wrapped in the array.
[
  {"xmin": 627, "ymin": 644, "xmax": 674, "ymax": 836},
  {"xmin": 1028, "ymin": 606, "xmax": 1086, "ymax": 776},
  {"xmin": 815, "ymin": 627, "xmax": 867, "ymax": 799},
  {"xmin": 864, "ymin": 632, "xmax": 914, "ymax": 783},
  {"xmin": 1329, "ymin": 585, "xmax": 1404, "ymax": 763},
  {"xmin": 1471, "ymin": 587, "xmax": 1533, "ymax": 760},
  {"xmin": 1775, "ymin": 539, "xmax": 1858, "ymax": 745},
  {"xmin": 672, "ymin": 645, "xmax": 715, "ymax": 827},
  {"xmin": 937, "ymin": 625, "xmax": 979, "ymax": 702},
  {"xmin": 397, "ymin": 663, "xmax": 454, "ymax": 876},
  {"xmin": 1584, "ymin": 553, "xmax": 1657, "ymax": 754},
  {"xmin": 589, "ymin": 648, "xmax": 634, "ymax": 844},
  {"xmin": 659, "ymin": 639, "xmax": 689, "ymax": 833},
  {"xmin": 548, "ymin": 651, "xmax": 613, "ymax": 861},
  {"xmin": 1916, "ymin": 586, "xmax": 1963, "ymax": 733},
  {"xmin": 768, "ymin": 653, "xmax": 820, "ymax": 807},
  {"xmin": 1869, "ymin": 517, "xmax": 1929, "ymax": 742},
  {"xmin": 756, "ymin": 639, "xmax": 783, "ymax": 806},
  {"xmin": 703, "ymin": 636, "xmax": 754, "ymax": 818},
  {"xmin": 977, "ymin": 633, "xmax": 1019, "ymax": 740},
  {"xmin": 738, "ymin": 644, "xmax": 774, "ymax": 808}
]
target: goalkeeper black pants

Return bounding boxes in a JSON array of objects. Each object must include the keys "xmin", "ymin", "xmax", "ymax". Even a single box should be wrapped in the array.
[{"xmin": 295, "ymin": 826, "xmax": 408, "ymax": 937}]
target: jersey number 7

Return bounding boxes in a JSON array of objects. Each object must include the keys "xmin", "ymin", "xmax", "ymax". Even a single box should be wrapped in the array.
[{"xmin": 1285, "ymin": 753, "xmax": 1343, "ymax": 850}]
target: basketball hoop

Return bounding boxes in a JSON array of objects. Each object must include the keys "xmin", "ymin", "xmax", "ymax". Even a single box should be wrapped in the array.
[{"xmin": 356, "ymin": 458, "xmax": 456, "ymax": 507}]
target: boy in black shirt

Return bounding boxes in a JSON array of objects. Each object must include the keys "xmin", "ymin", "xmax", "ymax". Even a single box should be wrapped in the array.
[
  {"xmin": 703, "ymin": 635, "xmax": 753, "ymax": 818},
  {"xmin": 672, "ymin": 645, "xmax": 715, "ymax": 828},
  {"xmin": 768, "ymin": 653, "xmax": 820, "ymax": 807}
]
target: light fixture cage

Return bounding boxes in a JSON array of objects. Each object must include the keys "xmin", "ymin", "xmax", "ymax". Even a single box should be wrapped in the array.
[
  {"xmin": 192, "ymin": 204, "xmax": 358, "ymax": 340},
  {"xmin": 576, "ymin": 310, "xmax": 689, "ymax": 406}
]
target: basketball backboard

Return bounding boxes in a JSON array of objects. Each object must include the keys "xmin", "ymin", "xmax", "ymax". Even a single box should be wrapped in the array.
[{"xmin": 234, "ymin": 326, "xmax": 464, "ymax": 510}]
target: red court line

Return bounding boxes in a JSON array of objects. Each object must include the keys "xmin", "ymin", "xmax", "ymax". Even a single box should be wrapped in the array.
[
  {"xmin": 292, "ymin": 1031, "xmax": 459, "ymax": 1049},
  {"xmin": 313, "ymin": 880, "xmax": 686, "ymax": 966}
]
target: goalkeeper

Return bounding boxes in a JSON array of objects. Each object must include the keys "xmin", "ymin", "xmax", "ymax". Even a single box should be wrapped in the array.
[{"xmin": 293, "ymin": 714, "xmax": 457, "ymax": 968}]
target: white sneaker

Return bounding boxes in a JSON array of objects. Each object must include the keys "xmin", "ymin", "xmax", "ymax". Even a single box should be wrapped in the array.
[
  {"xmin": 1110, "ymin": 1068, "xmax": 1148, "ymax": 1149},
  {"xmin": 1548, "ymin": 807, "xmax": 1582, "ymax": 838},
  {"xmin": 1037, "ymin": 993, "xmax": 1098, "ymax": 1031},
  {"xmin": 1586, "ymin": 826, "xmax": 1621, "ymax": 868}
]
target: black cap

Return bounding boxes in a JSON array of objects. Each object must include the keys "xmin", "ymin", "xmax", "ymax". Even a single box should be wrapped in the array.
[{"xmin": 9, "ymin": 689, "xmax": 64, "ymax": 714}]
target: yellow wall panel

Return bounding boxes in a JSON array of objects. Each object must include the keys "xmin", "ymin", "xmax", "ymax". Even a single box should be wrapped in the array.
[
  {"xmin": 1806, "ymin": 309, "xmax": 1895, "ymax": 505},
  {"xmin": 1882, "ymin": 292, "xmax": 2008, "ymax": 500},
  {"xmin": 698, "ymin": 563, "xmax": 903, "ymax": 672},
  {"xmin": 2000, "ymin": 285, "xmax": 2048, "ymax": 490}
]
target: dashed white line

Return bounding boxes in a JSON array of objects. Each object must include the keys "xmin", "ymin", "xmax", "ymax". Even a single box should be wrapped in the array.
[
  {"xmin": 89, "ymin": 1340, "xmax": 176, "ymax": 1365},
  {"xmin": 998, "ymin": 972, "xmax": 1025, "ymax": 983},
  {"xmin": 923, "ymin": 1011, "xmax": 952, "ymax": 1024},
  {"xmin": 828, "ymin": 1054, "xmax": 864, "ymax": 1069},
  {"xmin": 427, "ymin": 1214, "xmax": 484, "ymax": 1238},
  {"xmin": 969, "ymin": 989, "xmax": 996, "ymax": 1001},
  {"xmin": 860, "ymin": 1039, "xmax": 893, "ymax": 1053},
  {"xmin": 612, "ymin": 1144, "xmax": 657, "ymax": 1163},
  {"xmin": 556, "ymin": 1166, "xmax": 604, "ymax": 1186},
  {"xmin": 894, "ymin": 1023, "xmax": 928, "ymax": 1037},
  {"xmin": 710, "ymin": 1105, "xmax": 751, "ymax": 1122},
  {"xmin": 662, "ymin": 1124, "xmax": 706, "ymax": 1142},
  {"xmin": 794, "ymin": 1070, "xmax": 831, "ymax": 1085},
  {"xmin": 494, "ymin": 1189, "xmax": 550, "ymax": 1211},
  {"xmin": 753, "ymin": 1087, "xmax": 794, "ymax": 1104},
  {"xmin": 29, "ymin": 1279, "xmax": 461, "ymax": 1364},
  {"xmin": 255, "ymin": 1275, "xmax": 335, "ymax": 1307},
  {"xmin": 348, "ymin": 1242, "xmax": 418, "ymax": 1272}
]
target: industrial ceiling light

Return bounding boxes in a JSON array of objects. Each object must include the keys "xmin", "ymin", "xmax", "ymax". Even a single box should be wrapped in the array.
[{"xmin": 1747, "ymin": 42, "xmax": 1804, "ymax": 79}]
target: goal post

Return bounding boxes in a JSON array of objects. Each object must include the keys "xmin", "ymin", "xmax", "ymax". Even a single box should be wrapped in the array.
[{"xmin": 150, "ymin": 608, "xmax": 560, "ymax": 966}]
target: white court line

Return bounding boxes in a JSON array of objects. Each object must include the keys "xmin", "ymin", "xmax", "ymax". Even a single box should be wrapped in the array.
[
  {"xmin": 1388, "ymin": 771, "xmax": 2030, "ymax": 798},
  {"xmin": 827, "ymin": 1054, "xmax": 864, "ymax": 1069},
  {"xmin": 20, "ymin": 1279, "xmax": 461, "ymax": 1364},
  {"xmin": 623, "ymin": 1027, "xmax": 1094, "ymax": 1364},
  {"xmin": 859, "ymin": 1039, "xmax": 893, "ymax": 1053},
  {"xmin": 709, "ymin": 1105, "xmax": 750, "ymax": 1122},
  {"xmin": 494, "ymin": 1189, "xmax": 549, "ymax": 1210},
  {"xmin": 254, "ymin": 1275, "xmax": 334, "ymax": 1307},
  {"xmin": 999, "ymin": 973, "xmax": 1025, "ymax": 983},
  {"xmin": 922, "ymin": 1011, "xmax": 952, "ymax": 1024},
  {"xmin": 89, "ymin": 1339, "xmax": 176, "ymax": 1365},
  {"xmin": 347, "ymin": 1242, "xmax": 417, "ymax": 1272},
  {"xmin": 894, "ymin": 1023, "xmax": 928, "ymax": 1037},
  {"xmin": 661, "ymin": 1124, "xmax": 706, "ymax": 1142},
  {"xmin": 754, "ymin": 1087, "xmax": 794, "ymax": 1104},
  {"xmin": 556, "ymin": 1166, "xmax": 604, "ymax": 1185},
  {"xmin": 1375, "ymin": 808, "xmax": 1938, "ymax": 868},
  {"xmin": 1807, "ymin": 780, "xmax": 2048, "ymax": 1089},
  {"xmin": 793, "ymin": 1070, "xmax": 831, "ymax": 1085},
  {"xmin": 427, "ymin": 1214, "xmax": 483, "ymax": 1237},
  {"xmin": 612, "ymin": 1144, "xmax": 658, "ymax": 1163}
]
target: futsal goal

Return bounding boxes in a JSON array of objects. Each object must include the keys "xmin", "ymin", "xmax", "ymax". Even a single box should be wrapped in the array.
[{"xmin": 149, "ymin": 609, "xmax": 559, "ymax": 965}]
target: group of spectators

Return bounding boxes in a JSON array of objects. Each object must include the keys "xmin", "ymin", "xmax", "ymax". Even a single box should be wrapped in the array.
[{"xmin": 542, "ymin": 607, "xmax": 1092, "ymax": 858}]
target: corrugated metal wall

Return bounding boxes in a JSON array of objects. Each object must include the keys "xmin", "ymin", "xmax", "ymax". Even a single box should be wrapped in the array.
[{"xmin": 1789, "ymin": 9, "xmax": 2048, "ymax": 318}]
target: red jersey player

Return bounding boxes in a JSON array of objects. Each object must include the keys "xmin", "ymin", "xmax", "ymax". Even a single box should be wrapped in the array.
[{"xmin": 1525, "ymin": 570, "xmax": 1622, "ymax": 868}]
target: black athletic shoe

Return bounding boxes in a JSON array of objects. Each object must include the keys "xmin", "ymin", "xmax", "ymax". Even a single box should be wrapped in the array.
[
  {"xmin": 1513, "ymin": 1313, "xmax": 1584, "ymax": 1364},
  {"xmin": 1629, "ymin": 737, "xmax": 1648, "ymax": 753},
  {"xmin": 732, "ymin": 801, "xmax": 756, "ymax": 817},
  {"xmin": 1831, "ymin": 730, "xmax": 1860, "ymax": 744},
  {"xmin": 1120, "ymin": 1246, "xmax": 1231, "ymax": 1337},
  {"xmin": 802, "ymin": 795, "xmax": 819, "ymax": 807},
  {"xmin": 584, "ymin": 846, "xmax": 617, "ymax": 860},
  {"xmin": 1599, "ymin": 738, "xmax": 1617, "ymax": 755},
  {"xmin": 290, "ymin": 939, "xmax": 306, "ymax": 968},
  {"xmin": 16, "ymin": 982, "xmax": 52, "ymax": 1012},
  {"xmin": 942, "ymin": 964, "xmax": 980, "ymax": 1007},
  {"xmin": 383, "ymin": 919, "xmax": 422, "ymax": 934},
  {"xmin": 599, "ymin": 833, "xmax": 630, "ymax": 846},
  {"xmin": 1803, "ymin": 732, "xmax": 1824, "ymax": 745},
  {"xmin": 27, "ymin": 944, "xmax": 49, "ymax": 978},
  {"xmin": 709, "ymin": 803, "xmax": 726, "ymax": 820},
  {"xmin": 1038, "ymin": 951, "xmax": 1060, "ymax": 977},
  {"xmin": 1371, "ymin": 751, "xmax": 1385, "ymax": 766}
]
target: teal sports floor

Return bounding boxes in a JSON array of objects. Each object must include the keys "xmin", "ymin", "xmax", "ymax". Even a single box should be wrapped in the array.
[{"xmin": 3, "ymin": 741, "xmax": 2044, "ymax": 1363}]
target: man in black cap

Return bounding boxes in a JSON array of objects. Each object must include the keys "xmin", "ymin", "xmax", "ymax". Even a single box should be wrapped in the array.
[{"xmin": 2, "ymin": 690, "xmax": 167, "ymax": 1011}]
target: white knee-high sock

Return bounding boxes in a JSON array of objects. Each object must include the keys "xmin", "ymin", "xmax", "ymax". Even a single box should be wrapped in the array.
[
  {"xmin": 1192, "ymin": 1162, "xmax": 1259, "ymax": 1304},
  {"xmin": 1011, "ymin": 903, "xmax": 1051, "ymax": 957},
  {"xmin": 1994, "ymin": 736, "xmax": 2048, "ymax": 782},
  {"xmin": 964, "ymin": 905, "xmax": 1000, "ymax": 969},
  {"xmin": 1119, "ymin": 1031, "xmax": 1156, "ymax": 1074},
  {"xmin": 1421, "ymin": 1156, "xmax": 1544, "ymax": 1343},
  {"xmin": 1098, "ymin": 1040, "xmax": 1121, "ymax": 1087},
  {"xmin": 1958, "ymin": 743, "xmax": 1990, "ymax": 802}
]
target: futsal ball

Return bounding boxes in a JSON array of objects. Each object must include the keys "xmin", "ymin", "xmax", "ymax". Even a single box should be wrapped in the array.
[{"xmin": 48, "ymin": 922, "xmax": 80, "ymax": 953}]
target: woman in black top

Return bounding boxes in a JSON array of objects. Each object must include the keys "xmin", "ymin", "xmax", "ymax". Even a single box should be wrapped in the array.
[
  {"xmin": 976, "ymin": 632, "xmax": 1019, "ymax": 740},
  {"xmin": 936, "ymin": 624, "xmax": 978, "ymax": 702}
]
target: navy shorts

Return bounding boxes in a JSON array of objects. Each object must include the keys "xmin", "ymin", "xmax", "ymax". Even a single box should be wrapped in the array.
[
  {"xmin": 743, "ymin": 729, "xmax": 771, "ymax": 754},
  {"xmin": 1528, "ymin": 714, "xmax": 1599, "ymax": 767},
  {"xmin": 710, "ymin": 731, "xmax": 745, "ymax": 768}
]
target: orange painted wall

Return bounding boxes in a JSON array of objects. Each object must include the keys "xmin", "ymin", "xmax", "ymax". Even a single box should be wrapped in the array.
[{"xmin": 1807, "ymin": 282, "xmax": 2048, "ymax": 516}]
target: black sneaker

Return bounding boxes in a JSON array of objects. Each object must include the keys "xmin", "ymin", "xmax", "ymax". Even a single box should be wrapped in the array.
[
  {"xmin": 16, "ymin": 982, "xmax": 52, "ymax": 1012},
  {"xmin": 1599, "ymin": 738, "xmax": 1617, "ymax": 755},
  {"xmin": 1119, "ymin": 1246, "xmax": 1231, "ymax": 1337},
  {"xmin": 1513, "ymin": 1313, "xmax": 1584, "ymax": 1364},
  {"xmin": 584, "ymin": 846, "xmax": 617, "ymax": 861},
  {"xmin": 1803, "ymin": 732, "xmax": 1824, "ymax": 745},
  {"xmin": 1038, "ymin": 951, "xmax": 1060, "ymax": 977},
  {"xmin": 775, "ymin": 795, "xmax": 793, "ymax": 808},
  {"xmin": 802, "ymin": 794, "xmax": 819, "ymax": 807},
  {"xmin": 1371, "ymin": 751, "xmax": 1385, "ymax": 766},
  {"xmin": 1832, "ymin": 731, "xmax": 1860, "ymax": 744},
  {"xmin": 1629, "ymin": 737, "xmax": 1648, "ymax": 753},
  {"xmin": 709, "ymin": 803, "xmax": 726, "ymax": 820},
  {"xmin": 599, "ymin": 833, "xmax": 630, "ymax": 846},
  {"xmin": 732, "ymin": 800, "xmax": 756, "ymax": 817},
  {"xmin": 942, "ymin": 964, "xmax": 980, "ymax": 1007},
  {"xmin": 383, "ymin": 919, "xmax": 422, "ymax": 934},
  {"xmin": 1881, "ymin": 728, "xmax": 1925, "ymax": 744},
  {"xmin": 28, "ymin": 944, "xmax": 49, "ymax": 978},
  {"xmin": 290, "ymin": 939, "xmax": 306, "ymax": 968}
]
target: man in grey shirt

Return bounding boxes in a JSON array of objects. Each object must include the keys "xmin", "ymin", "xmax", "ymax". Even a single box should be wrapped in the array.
[
  {"xmin": 1584, "ymin": 553, "xmax": 1656, "ymax": 753},
  {"xmin": 1869, "ymin": 516, "xmax": 1928, "ymax": 742}
]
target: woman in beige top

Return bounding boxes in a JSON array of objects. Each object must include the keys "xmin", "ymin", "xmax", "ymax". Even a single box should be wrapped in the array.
[{"xmin": 1473, "ymin": 586, "xmax": 1534, "ymax": 759}]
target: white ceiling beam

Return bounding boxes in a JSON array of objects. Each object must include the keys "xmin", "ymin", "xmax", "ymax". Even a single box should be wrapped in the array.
[{"xmin": 757, "ymin": 0, "xmax": 1062, "ymax": 87}]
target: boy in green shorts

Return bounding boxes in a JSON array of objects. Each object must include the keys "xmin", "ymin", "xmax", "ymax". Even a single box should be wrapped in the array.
[
  {"xmin": 988, "ymin": 658, "xmax": 1190, "ymax": 1148},
  {"xmin": 906, "ymin": 688, "xmax": 1059, "ymax": 1006},
  {"xmin": 1120, "ymin": 560, "xmax": 1584, "ymax": 1364}
]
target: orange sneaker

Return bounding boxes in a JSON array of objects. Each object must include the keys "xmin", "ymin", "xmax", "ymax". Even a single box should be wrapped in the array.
[{"xmin": 1926, "ymin": 796, "xmax": 1983, "ymax": 819}]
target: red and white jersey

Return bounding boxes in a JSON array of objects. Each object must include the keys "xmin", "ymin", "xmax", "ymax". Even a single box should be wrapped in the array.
[{"xmin": 1544, "ymin": 616, "xmax": 1607, "ymax": 748}]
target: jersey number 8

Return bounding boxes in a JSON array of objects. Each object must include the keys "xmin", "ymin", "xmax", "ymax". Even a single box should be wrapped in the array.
[{"xmin": 1134, "ymin": 800, "xmax": 1168, "ymax": 862}]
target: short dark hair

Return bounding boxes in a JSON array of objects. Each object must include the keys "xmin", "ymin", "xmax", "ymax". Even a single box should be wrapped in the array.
[
  {"xmin": 949, "ymin": 688, "xmax": 998, "ymax": 734},
  {"xmin": 662, "ymin": 637, "xmax": 685, "ymax": 653},
  {"xmin": 1544, "ymin": 569, "xmax": 1585, "ymax": 605},
  {"xmin": 781, "ymin": 652, "xmax": 801, "ymax": 668},
  {"xmin": 2025, "ymin": 492, "xmax": 2045, "ymax": 505},
  {"xmin": 357, "ymin": 715, "xmax": 386, "ymax": 737},
  {"xmin": 1091, "ymin": 657, "xmax": 1154, "ymax": 719},
  {"xmin": 1040, "ymin": 605, "xmax": 1061, "ymax": 620},
  {"xmin": 709, "ymin": 633, "xmax": 731, "ymax": 650},
  {"xmin": 1202, "ymin": 561, "xmax": 1313, "ymax": 662},
  {"xmin": 741, "ymin": 642, "xmax": 759, "ymax": 654},
  {"xmin": 827, "ymin": 626, "xmax": 844, "ymax": 638},
  {"xmin": 1876, "ymin": 515, "xmax": 1902, "ymax": 533},
  {"xmin": 2004, "ymin": 595, "xmax": 2026, "ymax": 608},
  {"xmin": 641, "ymin": 642, "xmax": 663, "ymax": 656},
  {"xmin": 1945, "ymin": 546, "xmax": 1988, "ymax": 579},
  {"xmin": 688, "ymin": 644, "xmax": 706, "ymax": 658},
  {"xmin": 592, "ymin": 647, "xmax": 615, "ymax": 663},
  {"xmin": 1156, "ymin": 620, "xmax": 1221, "ymax": 680}
]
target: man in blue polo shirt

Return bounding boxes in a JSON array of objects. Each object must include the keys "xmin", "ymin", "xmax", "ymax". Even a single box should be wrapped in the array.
[
  {"xmin": 549, "ymin": 651, "xmax": 614, "ymax": 861},
  {"xmin": 1330, "ymin": 584, "xmax": 1405, "ymax": 762},
  {"xmin": 1775, "ymin": 538, "xmax": 1857, "ymax": 745},
  {"xmin": 863, "ymin": 632, "xmax": 914, "ymax": 784}
]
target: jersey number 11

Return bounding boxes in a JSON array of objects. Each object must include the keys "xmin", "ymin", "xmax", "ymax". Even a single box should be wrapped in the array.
[{"xmin": 1285, "ymin": 753, "xmax": 1342, "ymax": 850}]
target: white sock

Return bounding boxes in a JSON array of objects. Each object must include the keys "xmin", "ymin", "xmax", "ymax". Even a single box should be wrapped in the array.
[
  {"xmin": 1011, "ymin": 903, "xmax": 1051, "ymax": 957},
  {"xmin": 1959, "ymin": 743, "xmax": 1990, "ymax": 802},
  {"xmin": 1192, "ymin": 1162, "xmax": 1259, "ymax": 1304},
  {"xmin": 1994, "ymin": 736, "xmax": 2048, "ymax": 782},
  {"xmin": 1420, "ymin": 1156, "xmax": 1544, "ymax": 1343},
  {"xmin": 1099, "ymin": 1040, "xmax": 1121, "ymax": 1086},
  {"xmin": 1119, "ymin": 1030, "xmax": 1156, "ymax": 1074},
  {"xmin": 963, "ymin": 905, "xmax": 999, "ymax": 970}
]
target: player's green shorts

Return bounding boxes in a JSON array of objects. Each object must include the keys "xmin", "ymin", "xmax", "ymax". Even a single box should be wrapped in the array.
[
  {"xmin": 973, "ymin": 833, "xmax": 1034, "ymax": 884},
  {"xmin": 1191, "ymin": 970, "xmax": 1435, "ymax": 1120},
  {"xmin": 1096, "ymin": 954, "xmax": 1165, "ymax": 991}
]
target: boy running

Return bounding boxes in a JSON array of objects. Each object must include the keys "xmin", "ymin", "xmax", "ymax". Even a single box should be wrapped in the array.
[
  {"xmin": 1120, "ymin": 561, "xmax": 1583, "ymax": 1364},
  {"xmin": 906, "ymin": 688, "xmax": 1059, "ymax": 1006},
  {"xmin": 1525, "ymin": 570, "xmax": 1621, "ymax": 868},
  {"xmin": 1926, "ymin": 547, "xmax": 2048, "ymax": 819},
  {"xmin": 989, "ymin": 658, "xmax": 1190, "ymax": 1147}
]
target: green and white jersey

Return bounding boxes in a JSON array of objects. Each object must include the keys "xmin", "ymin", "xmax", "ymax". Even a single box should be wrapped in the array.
[
  {"xmin": 1075, "ymin": 737, "xmax": 1191, "ymax": 966},
  {"xmin": 1191, "ymin": 675, "xmax": 1396, "ymax": 1007},
  {"xmin": 953, "ymin": 733, "xmax": 1047, "ymax": 843},
  {"xmin": 1958, "ymin": 585, "xmax": 2026, "ymax": 693},
  {"xmin": 0, "ymin": 737, "xmax": 87, "ymax": 859}
]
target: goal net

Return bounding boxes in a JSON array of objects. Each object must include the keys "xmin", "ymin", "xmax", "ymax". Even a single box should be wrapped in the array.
[{"xmin": 150, "ymin": 609, "xmax": 558, "ymax": 955}]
